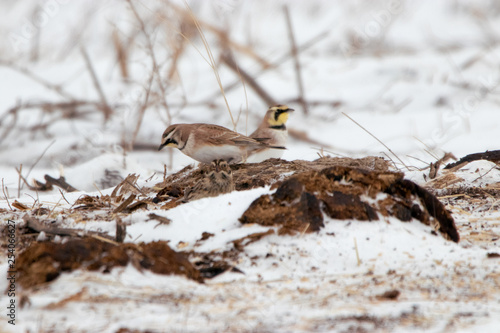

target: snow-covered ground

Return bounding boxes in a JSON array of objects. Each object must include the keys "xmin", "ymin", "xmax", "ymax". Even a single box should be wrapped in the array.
[{"xmin": 1, "ymin": 1, "xmax": 500, "ymax": 332}]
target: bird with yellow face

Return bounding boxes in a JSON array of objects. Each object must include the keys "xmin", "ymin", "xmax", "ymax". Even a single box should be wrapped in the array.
[{"xmin": 246, "ymin": 105, "xmax": 294, "ymax": 163}]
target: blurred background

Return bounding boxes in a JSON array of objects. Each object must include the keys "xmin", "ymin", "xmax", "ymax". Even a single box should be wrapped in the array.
[{"xmin": 1, "ymin": 0, "xmax": 499, "ymax": 192}]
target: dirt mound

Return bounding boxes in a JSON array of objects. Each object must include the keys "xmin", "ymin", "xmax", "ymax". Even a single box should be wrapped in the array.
[
  {"xmin": 16, "ymin": 238, "xmax": 203, "ymax": 288},
  {"xmin": 240, "ymin": 178, "xmax": 324, "ymax": 234},
  {"xmin": 240, "ymin": 166, "xmax": 459, "ymax": 242},
  {"xmin": 154, "ymin": 156, "xmax": 391, "ymax": 205}
]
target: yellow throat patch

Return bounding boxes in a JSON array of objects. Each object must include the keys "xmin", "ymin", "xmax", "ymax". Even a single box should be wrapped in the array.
[
  {"xmin": 268, "ymin": 111, "xmax": 289, "ymax": 126},
  {"xmin": 165, "ymin": 141, "xmax": 178, "ymax": 148}
]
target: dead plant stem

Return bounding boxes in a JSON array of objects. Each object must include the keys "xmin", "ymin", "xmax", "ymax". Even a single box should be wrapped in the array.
[
  {"xmin": 80, "ymin": 46, "xmax": 113, "ymax": 121},
  {"xmin": 284, "ymin": 5, "xmax": 308, "ymax": 114},
  {"xmin": 17, "ymin": 164, "xmax": 22, "ymax": 198},
  {"xmin": 221, "ymin": 52, "xmax": 276, "ymax": 106},
  {"xmin": 131, "ymin": 70, "xmax": 155, "ymax": 150},
  {"xmin": 342, "ymin": 112, "xmax": 410, "ymax": 171},
  {"xmin": 22, "ymin": 140, "xmax": 56, "ymax": 192},
  {"xmin": 181, "ymin": 0, "xmax": 235, "ymax": 128},
  {"xmin": 0, "ymin": 61, "xmax": 74, "ymax": 100},
  {"xmin": 2, "ymin": 179, "xmax": 13, "ymax": 210},
  {"xmin": 354, "ymin": 237, "xmax": 361, "ymax": 266},
  {"xmin": 127, "ymin": 0, "xmax": 172, "ymax": 125}
]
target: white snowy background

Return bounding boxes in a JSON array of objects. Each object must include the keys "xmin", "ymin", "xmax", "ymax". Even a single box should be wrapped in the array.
[{"xmin": 0, "ymin": 1, "xmax": 499, "ymax": 332}]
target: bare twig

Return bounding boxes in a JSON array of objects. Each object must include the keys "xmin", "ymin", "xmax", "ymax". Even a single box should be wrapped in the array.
[
  {"xmin": 24, "ymin": 215, "xmax": 115, "ymax": 241},
  {"xmin": 113, "ymin": 194, "xmax": 137, "ymax": 213},
  {"xmin": 149, "ymin": 213, "xmax": 172, "ymax": 229},
  {"xmin": 444, "ymin": 150, "xmax": 500, "ymax": 169},
  {"xmin": 116, "ymin": 218, "xmax": 127, "ymax": 243},
  {"xmin": 178, "ymin": 4, "xmax": 271, "ymax": 66},
  {"xmin": 17, "ymin": 164, "xmax": 22, "ymax": 198},
  {"xmin": 58, "ymin": 189, "xmax": 71, "ymax": 205},
  {"xmin": 181, "ymin": 0, "xmax": 235, "ymax": 128},
  {"xmin": 2, "ymin": 179, "xmax": 13, "ymax": 211},
  {"xmin": 0, "ymin": 61, "xmax": 75, "ymax": 100},
  {"xmin": 354, "ymin": 237, "xmax": 361, "ymax": 266},
  {"xmin": 382, "ymin": 152, "xmax": 400, "ymax": 171},
  {"xmin": 48, "ymin": 197, "xmax": 64, "ymax": 217},
  {"xmin": 111, "ymin": 174, "xmax": 143, "ymax": 197},
  {"xmin": 233, "ymin": 57, "xmax": 250, "ymax": 133},
  {"xmin": 3, "ymin": 101, "xmax": 105, "ymax": 124},
  {"xmin": 288, "ymin": 128, "xmax": 333, "ymax": 148},
  {"xmin": 130, "ymin": 70, "xmax": 155, "ymax": 150},
  {"xmin": 112, "ymin": 28, "xmax": 129, "ymax": 79},
  {"xmin": 21, "ymin": 140, "xmax": 56, "ymax": 192},
  {"xmin": 127, "ymin": 0, "xmax": 172, "ymax": 125},
  {"xmin": 424, "ymin": 149, "xmax": 440, "ymax": 161},
  {"xmin": 216, "ymin": 29, "xmax": 331, "ymax": 98},
  {"xmin": 80, "ymin": 46, "xmax": 113, "ymax": 121},
  {"xmin": 429, "ymin": 152, "xmax": 457, "ymax": 179},
  {"xmin": 160, "ymin": 1, "xmax": 271, "ymax": 68},
  {"xmin": 413, "ymin": 136, "xmax": 440, "ymax": 160},
  {"xmin": 406, "ymin": 155, "xmax": 431, "ymax": 168},
  {"xmin": 221, "ymin": 51, "xmax": 276, "ymax": 106},
  {"xmin": 12, "ymin": 200, "xmax": 29, "ymax": 210},
  {"xmin": 31, "ymin": 5, "xmax": 42, "ymax": 62},
  {"xmin": 44, "ymin": 175, "xmax": 79, "ymax": 192},
  {"xmin": 342, "ymin": 112, "xmax": 410, "ymax": 171},
  {"xmin": 311, "ymin": 147, "xmax": 348, "ymax": 158},
  {"xmin": 16, "ymin": 167, "xmax": 48, "ymax": 191},
  {"xmin": 472, "ymin": 165, "xmax": 498, "ymax": 183},
  {"xmin": 90, "ymin": 234, "xmax": 120, "ymax": 246},
  {"xmin": 283, "ymin": 5, "xmax": 308, "ymax": 114}
]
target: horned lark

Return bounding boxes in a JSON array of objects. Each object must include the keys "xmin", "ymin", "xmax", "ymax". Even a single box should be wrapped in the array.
[
  {"xmin": 183, "ymin": 159, "xmax": 234, "ymax": 202},
  {"xmin": 158, "ymin": 123, "xmax": 285, "ymax": 164},
  {"xmin": 246, "ymin": 105, "xmax": 294, "ymax": 163}
]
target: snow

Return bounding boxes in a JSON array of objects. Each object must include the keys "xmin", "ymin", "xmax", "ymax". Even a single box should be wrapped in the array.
[
  {"xmin": 1, "ymin": 0, "xmax": 500, "ymax": 332},
  {"xmin": 124, "ymin": 187, "xmax": 271, "ymax": 251}
]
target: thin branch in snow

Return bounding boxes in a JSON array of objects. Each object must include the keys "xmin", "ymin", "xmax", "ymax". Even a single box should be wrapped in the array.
[
  {"xmin": 283, "ymin": 5, "xmax": 308, "ymax": 114},
  {"xmin": 80, "ymin": 45, "xmax": 113, "ymax": 122}
]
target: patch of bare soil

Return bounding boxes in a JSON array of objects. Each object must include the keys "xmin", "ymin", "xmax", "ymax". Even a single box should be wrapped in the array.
[
  {"xmin": 2, "ymin": 156, "xmax": 461, "ymax": 292},
  {"xmin": 153, "ymin": 156, "xmax": 391, "ymax": 206},
  {"xmin": 17, "ymin": 238, "xmax": 203, "ymax": 288},
  {"xmin": 240, "ymin": 166, "xmax": 459, "ymax": 242}
]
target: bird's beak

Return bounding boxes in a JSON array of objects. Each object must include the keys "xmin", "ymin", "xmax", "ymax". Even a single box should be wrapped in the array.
[
  {"xmin": 158, "ymin": 143, "xmax": 165, "ymax": 151},
  {"xmin": 287, "ymin": 108, "xmax": 295, "ymax": 112}
]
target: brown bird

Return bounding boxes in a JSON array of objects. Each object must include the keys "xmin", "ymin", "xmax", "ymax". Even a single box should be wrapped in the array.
[
  {"xmin": 158, "ymin": 123, "xmax": 285, "ymax": 164},
  {"xmin": 183, "ymin": 159, "xmax": 235, "ymax": 202}
]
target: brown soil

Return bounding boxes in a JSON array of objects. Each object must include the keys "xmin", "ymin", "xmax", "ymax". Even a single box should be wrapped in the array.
[
  {"xmin": 240, "ymin": 166, "xmax": 459, "ymax": 242},
  {"xmin": 153, "ymin": 156, "xmax": 391, "ymax": 205},
  {"xmin": 17, "ymin": 238, "xmax": 203, "ymax": 288},
  {"xmin": 4, "ymin": 156, "xmax": 462, "ymax": 292}
]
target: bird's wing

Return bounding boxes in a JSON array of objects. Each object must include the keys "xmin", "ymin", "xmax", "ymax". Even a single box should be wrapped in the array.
[{"xmin": 200, "ymin": 124, "xmax": 263, "ymax": 146}]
